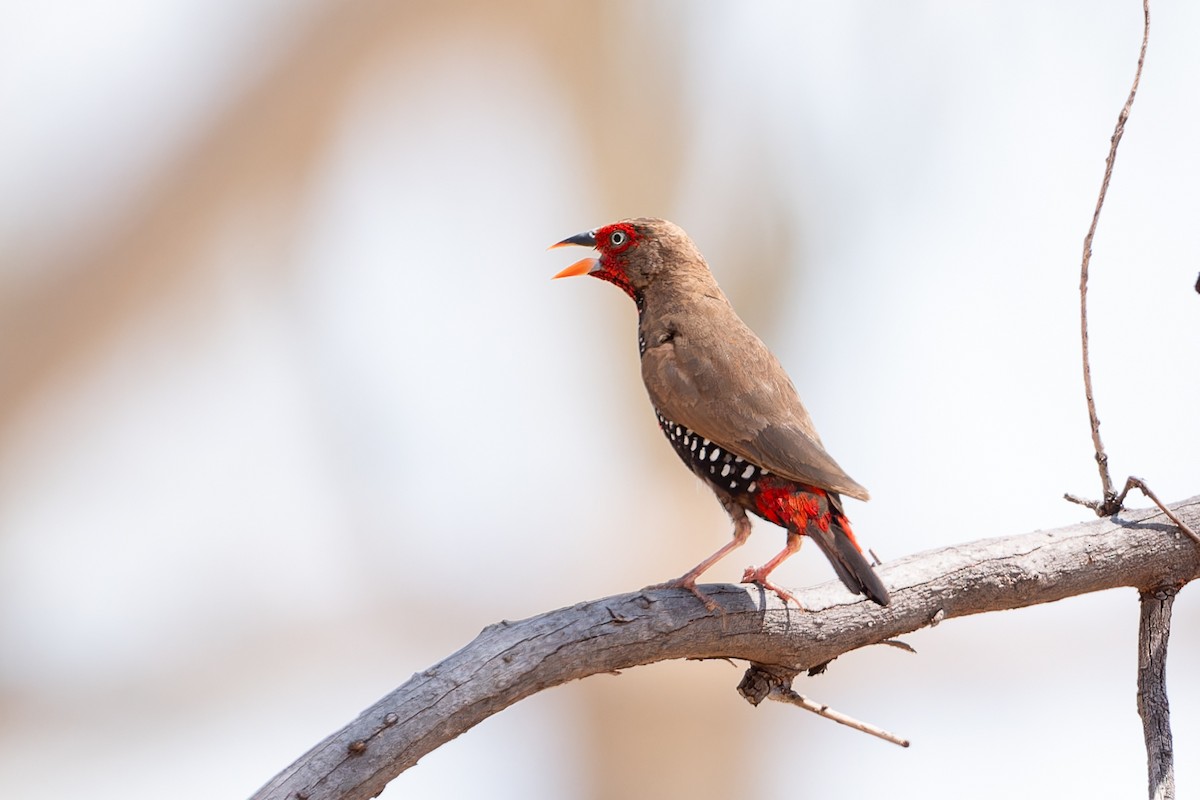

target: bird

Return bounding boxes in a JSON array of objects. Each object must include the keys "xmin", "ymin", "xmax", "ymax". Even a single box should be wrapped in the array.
[{"xmin": 552, "ymin": 218, "xmax": 889, "ymax": 609}]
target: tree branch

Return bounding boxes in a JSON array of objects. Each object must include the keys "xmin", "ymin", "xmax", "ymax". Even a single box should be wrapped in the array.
[
  {"xmin": 1138, "ymin": 586, "xmax": 1178, "ymax": 800},
  {"xmin": 251, "ymin": 497, "xmax": 1200, "ymax": 800}
]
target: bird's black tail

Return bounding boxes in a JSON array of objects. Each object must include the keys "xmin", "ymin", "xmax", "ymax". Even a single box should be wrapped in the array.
[{"xmin": 808, "ymin": 516, "xmax": 890, "ymax": 607}]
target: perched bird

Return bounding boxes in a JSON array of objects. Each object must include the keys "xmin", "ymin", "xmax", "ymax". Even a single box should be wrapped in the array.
[{"xmin": 552, "ymin": 218, "xmax": 889, "ymax": 608}]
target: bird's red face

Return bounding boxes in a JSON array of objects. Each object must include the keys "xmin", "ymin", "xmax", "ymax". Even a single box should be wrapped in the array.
[{"xmin": 550, "ymin": 222, "xmax": 642, "ymax": 300}]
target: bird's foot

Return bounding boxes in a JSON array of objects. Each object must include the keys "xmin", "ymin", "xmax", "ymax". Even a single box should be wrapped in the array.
[
  {"xmin": 741, "ymin": 566, "xmax": 804, "ymax": 609},
  {"xmin": 644, "ymin": 577, "xmax": 721, "ymax": 613}
]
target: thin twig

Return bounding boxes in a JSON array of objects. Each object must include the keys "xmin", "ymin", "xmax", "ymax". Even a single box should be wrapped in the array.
[
  {"xmin": 1067, "ymin": 477, "xmax": 1200, "ymax": 543},
  {"xmin": 1061, "ymin": 0, "xmax": 1194, "ymax": 546},
  {"xmin": 1137, "ymin": 586, "xmax": 1177, "ymax": 800},
  {"xmin": 769, "ymin": 686, "xmax": 910, "ymax": 748},
  {"xmin": 1118, "ymin": 478, "xmax": 1200, "ymax": 545},
  {"xmin": 1075, "ymin": 0, "xmax": 1150, "ymax": 514}
]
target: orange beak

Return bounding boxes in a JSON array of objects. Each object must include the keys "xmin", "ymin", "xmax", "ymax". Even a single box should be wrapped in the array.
[
  {"xmin": 550, "ymin": 229, "xmax": 600, "ymax": 279},
  {"xmin": 552, "ymin": 257, "xmax": 599, "ymax": 279}
]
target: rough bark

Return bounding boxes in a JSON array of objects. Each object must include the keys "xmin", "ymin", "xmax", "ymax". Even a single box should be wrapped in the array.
[
  {"xmin": 252, "ymin": 496, "xmax": 1200, "ymax": 800},
  {"xmin": 1138, "ymin": 587, "xmax": 1178, "ymax": 800}
]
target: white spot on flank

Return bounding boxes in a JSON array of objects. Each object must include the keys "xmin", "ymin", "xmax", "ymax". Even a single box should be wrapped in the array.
[
  {"xmin": 742, "ymin": 465, "xmax": 755, "ymax": 479},
  {"xmin": 699, "ymin": 448, "xmax": 707, "ymax": 460},
  {"xmin": 675, "ymin": 426, "xmax": 683, "ymax": 436},
  {"xmin": 709, "ymin": 448, "xmax": 720, "ymax": 462},
  {"xmin": 721, "ymin": 464, "xmax": 732, "ymax": 477},
  {"xmin": 748, "ymin": 481, "xmax": 757, "ymax": 493}
]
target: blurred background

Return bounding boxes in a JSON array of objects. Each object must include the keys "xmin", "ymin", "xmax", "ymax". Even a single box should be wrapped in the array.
[{"xmin": 1, "ymin": 1, "xmax": 1198, "ymax": 797}]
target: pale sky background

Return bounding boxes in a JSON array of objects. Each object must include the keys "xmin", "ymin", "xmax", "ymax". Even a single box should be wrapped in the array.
[{"xmin": 1, "ymin": 2, "xmax": 1197, "ymax": 798}]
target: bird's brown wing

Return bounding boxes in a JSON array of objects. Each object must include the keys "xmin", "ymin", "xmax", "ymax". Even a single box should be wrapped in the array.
[{"xmin": 641, "ymin": 306, "xmax": 870, "ymax": 501}]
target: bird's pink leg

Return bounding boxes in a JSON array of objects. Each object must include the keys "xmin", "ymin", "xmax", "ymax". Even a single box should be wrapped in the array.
[
  {"xmin": 742, "ymin": 531, "xmax": 804, "ymax": 608},
  {"xmin": 647, "ymin": 500, "xmax": 751, "ymax": 611}
]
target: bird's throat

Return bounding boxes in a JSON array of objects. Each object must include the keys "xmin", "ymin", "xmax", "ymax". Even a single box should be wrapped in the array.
[{"xmin": 594, "ymin": 261, "xmax": 638, "ymax": 301}]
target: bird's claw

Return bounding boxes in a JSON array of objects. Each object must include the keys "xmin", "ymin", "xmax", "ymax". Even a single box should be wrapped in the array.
[
  {"xmin": 741, "ymin": 566, "xmax": 804, "ymax": 609},
  {"xmin": 645, "ymin": 578, "xmax": 721, "ymax": 613}
]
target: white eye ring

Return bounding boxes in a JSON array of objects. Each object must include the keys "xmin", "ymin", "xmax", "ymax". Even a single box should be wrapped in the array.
[{"xmin": 609, "ymin": 230, "xmax": 627, "ymax": 247}]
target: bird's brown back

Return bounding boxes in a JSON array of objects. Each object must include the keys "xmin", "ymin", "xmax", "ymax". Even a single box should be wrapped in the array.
[{"xmin": 636, "ymin": 242, "xmax": 869, "ymax": 501}]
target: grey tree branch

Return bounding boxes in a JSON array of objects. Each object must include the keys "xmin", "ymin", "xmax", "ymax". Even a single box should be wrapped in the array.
[
  {"xmin": 1138, "ymin": 586, "xmax": 1178, "ymax": 800},
  {"xmin": 251, "ymin": 496, "xmax": 1200, "ymax": 800}
]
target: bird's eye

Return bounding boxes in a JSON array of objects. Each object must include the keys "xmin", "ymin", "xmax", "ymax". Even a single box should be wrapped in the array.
[{"xmin": 609, "ymin": 230, "xmax": 627, "ymax": 247}]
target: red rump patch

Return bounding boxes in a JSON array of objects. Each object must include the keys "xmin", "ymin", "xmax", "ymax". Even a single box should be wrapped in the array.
[{"xmin": 754, "ymin": 479, "xmax": 837, "ymax": 537}]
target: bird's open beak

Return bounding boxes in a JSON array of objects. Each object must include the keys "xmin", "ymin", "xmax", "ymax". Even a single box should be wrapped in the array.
[
  {"xmin": 552, "ymin": 257, "xmax": 599, "ymax": 279},
  {"xmin": 550, "ymin": 229, "xmax": 600, "ymax": 279}
]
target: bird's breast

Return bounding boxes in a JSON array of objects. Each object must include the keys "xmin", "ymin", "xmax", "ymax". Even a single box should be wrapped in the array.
[{"xmin": 637, "ymin": 305, "xmax": 685, "ymax": 360}]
